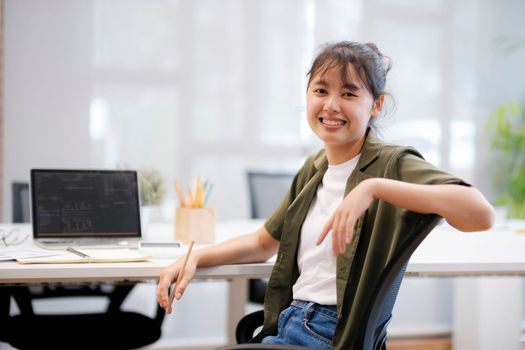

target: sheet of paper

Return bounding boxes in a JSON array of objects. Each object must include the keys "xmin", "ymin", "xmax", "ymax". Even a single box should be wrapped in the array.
[
  {"xmin": 72, "ymin": 248, "xmax": 150, "ymax": 261},
  {"xmin": 17, "ymin": 248, "xmax": 151, "ymax": 264},
  {"xmin": 0, "ymin": 248, "xmax": 61, "ymax": 262}
]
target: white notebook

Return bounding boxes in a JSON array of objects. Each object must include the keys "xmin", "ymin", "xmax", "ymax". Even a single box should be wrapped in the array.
[{"xmin": 16, "ymin": 247, "xmax": 150, "ymax": 264}]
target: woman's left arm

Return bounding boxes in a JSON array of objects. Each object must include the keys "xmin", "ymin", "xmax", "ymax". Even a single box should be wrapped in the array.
[{"xmin": 317, "ymin": 178, "xmax": 495, "ymax": 255}]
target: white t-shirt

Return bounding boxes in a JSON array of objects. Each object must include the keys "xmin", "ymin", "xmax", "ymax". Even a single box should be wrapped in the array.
[{"xmin": 292, "ymin": 154, "xmax": 360, "ymax": 305}]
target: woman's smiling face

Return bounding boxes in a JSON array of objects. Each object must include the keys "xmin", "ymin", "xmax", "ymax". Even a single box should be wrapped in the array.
[{"xmin": 306, "ymin": 63, "xmax": 383, "ymax": 164}]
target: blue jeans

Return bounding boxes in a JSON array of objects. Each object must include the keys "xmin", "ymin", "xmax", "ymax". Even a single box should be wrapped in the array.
[{"xmin": 262, "ymin": 300, "xmax": 338, "ymax": 349}]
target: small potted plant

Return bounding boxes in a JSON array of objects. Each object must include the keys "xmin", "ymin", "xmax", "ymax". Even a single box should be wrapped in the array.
[
  {"xmin": 139, "ymin": 168, "xmax": 166, "ymax": 207},
  {"xmin": 486, "ymin": 36, "xmax": 525, "ymax": 220},
  {"xmin": 487, "ymin": 101, "xmax": 525, "ymax": 219},
  {"xmin": 139, "ymin": 168, "xmax": 166, "ymax": 227}
]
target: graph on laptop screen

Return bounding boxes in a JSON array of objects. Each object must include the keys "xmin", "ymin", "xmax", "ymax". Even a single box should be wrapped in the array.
[{"xmin": 31, "ymin": 169, "xmax": 141, "ymax": 238}]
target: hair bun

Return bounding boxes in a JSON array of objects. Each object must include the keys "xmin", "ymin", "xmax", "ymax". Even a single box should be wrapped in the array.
[
  {"xmin": 366, "ymin": 42, "xmax": 392, "ymax": 73},
  {"xmin": 365, "ymin": 42, "xmax": 380, "ymax": 53}
]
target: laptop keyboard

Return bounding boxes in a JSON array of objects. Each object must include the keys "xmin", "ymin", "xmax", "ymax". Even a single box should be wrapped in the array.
[{"xmin": 37, "ymin": 238, "xmax": 140, "ymax": 249}]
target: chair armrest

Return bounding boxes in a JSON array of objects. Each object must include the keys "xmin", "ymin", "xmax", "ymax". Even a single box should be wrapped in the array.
[{"xmin": 236, "ymin": 309, "xmax": 265, "ymax": 344}]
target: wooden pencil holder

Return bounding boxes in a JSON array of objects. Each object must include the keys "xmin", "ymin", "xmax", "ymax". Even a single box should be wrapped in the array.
[{"xmin": 175, "ymin": 207, "xmax": 216, "ymax": 244}]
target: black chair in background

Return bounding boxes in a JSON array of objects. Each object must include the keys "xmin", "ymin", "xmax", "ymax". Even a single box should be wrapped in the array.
[
  {"xmin": 246, "ymin": 171, "xmax": 295, "ymax": 304},
  {"xmin": 1, "ymin": 182, "xmax": 165, "ymax": 349},
  {"xmin": 12, "ymin": 182, "xmax": 30, "ymax": 223},
  {"xmin": 220, "ymin": 213, "xmax": 442, "ymax": 350},
  {"xmin": 246, "ymin": 172, "xmax": 295, "ymax": 222}
]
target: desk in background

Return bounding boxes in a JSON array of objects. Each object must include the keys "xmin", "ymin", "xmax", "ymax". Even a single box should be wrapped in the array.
[
  {"xmin": 408, "ymin": 221, "xmax": 525, "ymax": 350},
  {"xmin": 1, "ymin": 220, "xmax": 525, "ymax": 349}
]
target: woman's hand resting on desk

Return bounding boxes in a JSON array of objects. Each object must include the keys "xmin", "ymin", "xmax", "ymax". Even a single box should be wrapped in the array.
[
  {"xmin": 157, "ymin": 254, "xmax": 198, "ymax": 314},
  {"xmin": 157, "ymin": 226, "xmax": 279, "ymax": 314}
]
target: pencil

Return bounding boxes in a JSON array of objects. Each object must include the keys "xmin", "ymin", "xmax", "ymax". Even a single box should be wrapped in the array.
[
  {"xmin": 204, "ymin": 182, "xmax": 213, "ymax": 206},
  {"xmin": 175, "ymin": 180, "xmax": 186, "ymax": 207},
  {"xmin": 167, "ymin": 240, "xmax": 195, "ymax": 314}
]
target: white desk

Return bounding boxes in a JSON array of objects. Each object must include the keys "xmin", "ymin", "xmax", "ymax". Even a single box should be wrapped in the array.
[
  {"xmin": 408, "ymin": 220, "xmax": 525, "ymax": 276},
  {"xmin": 0, "ymin": 220, "xmax": 268, "ymax": 345},
  {"xmin": 1, "ymin": 220, "xmax": 525, "ymax": 349},
  {"xmin": 408, "ymin": 221, "xmax": 525, "ymax": 350}
]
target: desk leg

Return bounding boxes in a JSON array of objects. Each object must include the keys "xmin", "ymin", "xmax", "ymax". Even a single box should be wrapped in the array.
[
  {"xmin": 453, "ymin": 277, "xmax": 522, "ymax": 350},
  {"xmin": 228, "ymin": 279, "xmax": 248, "ymax": 345}
]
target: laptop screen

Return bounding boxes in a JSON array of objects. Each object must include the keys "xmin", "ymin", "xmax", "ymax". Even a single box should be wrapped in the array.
[{"xmin": 31, "ymin": 169, "xmax": 142, "ymax": 238}]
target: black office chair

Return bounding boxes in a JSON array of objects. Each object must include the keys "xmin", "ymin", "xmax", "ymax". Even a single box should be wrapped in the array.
[
  {"xmin": 12, "ymin": 182, "xmax": 30, "ymax": 223},
  {"xmin": 246, "ymin": 171, "xmax": 295, "ymax": 222},
  {"xmin": 1, "ymin": 284, "xmax": 165, "ymax": 349},
  {"xmin": 246, "ymin": 171, "xmax": 295, "ymax": 304},
  {"xmin": 2, "ymin": 182, "xmax": 165, "ymax": 349},
  {"xmin": 219, "ymin": 213, "xmax": 442, "ymax": 350}
]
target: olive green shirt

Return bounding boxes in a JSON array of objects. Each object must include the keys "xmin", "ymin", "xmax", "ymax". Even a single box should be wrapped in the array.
[{"xmin": 259, "ymin": 130, "xmax": 466, "ymax": 349}]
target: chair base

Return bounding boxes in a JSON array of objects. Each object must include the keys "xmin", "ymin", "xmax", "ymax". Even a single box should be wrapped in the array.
[
  {"xmin": 5, "ymin": 312, "xmax": 162, "ymax": 349},
  {"xmin": 217, "ymin": 345, "xmax": 314, "ymax": 350}
]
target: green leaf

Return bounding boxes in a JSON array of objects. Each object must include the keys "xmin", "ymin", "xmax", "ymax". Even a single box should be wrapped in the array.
[{"xmin": 488, "ymin": 100, "xmax": 525, "ymax": 219}]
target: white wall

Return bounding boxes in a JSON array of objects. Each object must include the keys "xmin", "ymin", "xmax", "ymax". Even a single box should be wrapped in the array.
[
  {"xmin": 4, "ymin": 0, "xmax": 93, "ymax": 220},
  {"xmin": 6, "ymin": 0, "xmax": 525, "ymax": 219},
  {"xmin": 473, "ymin": 0, "xmax": 525, "ymax": 201}
]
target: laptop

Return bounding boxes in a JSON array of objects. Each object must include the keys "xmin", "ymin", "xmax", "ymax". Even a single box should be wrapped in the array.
[{"xmin": 31, "ymin": 169, "xmax": 142, "ymax": 250}]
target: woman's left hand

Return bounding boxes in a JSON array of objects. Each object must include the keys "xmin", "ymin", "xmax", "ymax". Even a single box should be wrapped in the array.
[{"xmin": 317, "ymin": 178, "xmax": 376, "ymax": 255}]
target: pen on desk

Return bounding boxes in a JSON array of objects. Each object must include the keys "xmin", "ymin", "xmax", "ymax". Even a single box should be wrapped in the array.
[
  {"xmin": 204, "ymin": 182, "xmax": 213, "ymax": 206},
  {"xmin": 167, "ymin": 240, "xmax": 195, "ymax": 314},
  {"xmin": 66, "ymin": 247, "xmax": 90, "ymax": 259}
]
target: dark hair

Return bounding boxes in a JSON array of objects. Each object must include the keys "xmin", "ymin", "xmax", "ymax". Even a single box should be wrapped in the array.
[{"xmin": 307, "ymin": 41, "xmax": 392, "ymax": 102}]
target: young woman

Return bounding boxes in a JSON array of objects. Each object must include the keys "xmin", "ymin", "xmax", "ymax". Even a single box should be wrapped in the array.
[{"xmin": 157, "ymin": 41, "xmax": 494, "ymax": 349}]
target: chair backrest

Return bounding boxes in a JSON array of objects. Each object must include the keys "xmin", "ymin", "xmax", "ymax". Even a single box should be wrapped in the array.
[
  {"xmin": 12, "ymin": 182, "xmax": 30, "ymax": 223},
  {"xmin": 246, "ymin": 171, "xmax": 294, "ymax": 219},
  {"xmin": 246, "ymin": 171, "xmax": 295, "ymax": 306},
  {"xmin": 356, "ymin": 213, "xmax": 442, "ymax": 350},
  {"xmin": 220, "ymin": 213, "xmax": 443, "ymax": 350}
]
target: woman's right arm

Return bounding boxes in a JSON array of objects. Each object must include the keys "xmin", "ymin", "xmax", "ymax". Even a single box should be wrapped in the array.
[{"xmin": 157, "ymin": 226, "xmax": 279, "ymax": 313}]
